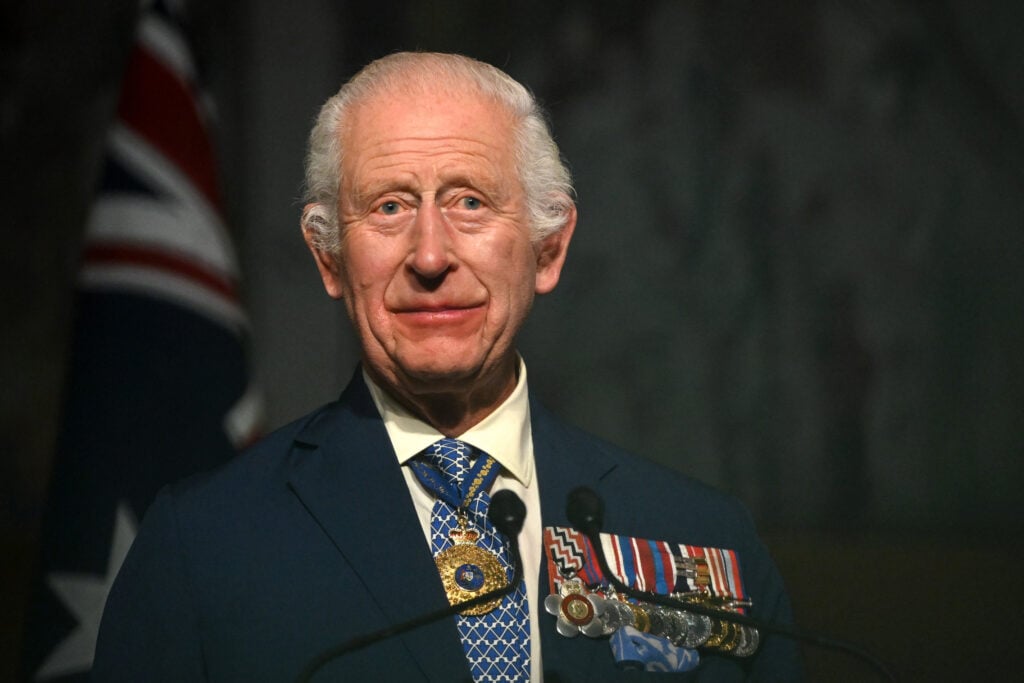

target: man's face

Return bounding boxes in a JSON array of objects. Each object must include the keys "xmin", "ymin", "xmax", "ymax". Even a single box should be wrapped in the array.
[{"xmin": 305, "ymin": 88, "xmax": 573, "ymax": 402}]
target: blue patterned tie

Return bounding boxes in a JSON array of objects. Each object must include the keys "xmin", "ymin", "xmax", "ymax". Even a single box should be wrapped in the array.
[{"xmin": 413, "ymin": 438, "xmax": 530, "ymax": 682}]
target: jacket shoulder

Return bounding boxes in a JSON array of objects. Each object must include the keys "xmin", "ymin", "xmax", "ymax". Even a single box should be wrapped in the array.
[{"xmin": 532, "ymin": 400, "xmax": 751, "ymax": 529}]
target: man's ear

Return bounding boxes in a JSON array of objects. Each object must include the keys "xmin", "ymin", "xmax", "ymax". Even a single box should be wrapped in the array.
[
  {"xmin": 301, "ymin": 203, "xmax": 346, "ymax": 300},
  {"xmin": 534, "ymin": 203, "xmax": 577, "ymax": 295}
]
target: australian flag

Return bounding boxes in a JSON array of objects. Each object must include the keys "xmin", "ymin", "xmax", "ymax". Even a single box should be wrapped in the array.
[{"xmin": 20, "ymin": 2, "xmax": 260, "ymax": 680}]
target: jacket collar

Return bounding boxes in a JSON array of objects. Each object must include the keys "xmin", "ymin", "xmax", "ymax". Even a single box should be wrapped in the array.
[
  {"xmin": 286, "ymin": 371, "xmax": 626, "ymax": 681},
  {"xmin": 287, "ymin": 371, "xmax": 469, "ymax": 681},
  {"xmin": 530, "ymin": 394, "xmax": 625, "ymax": 679}
]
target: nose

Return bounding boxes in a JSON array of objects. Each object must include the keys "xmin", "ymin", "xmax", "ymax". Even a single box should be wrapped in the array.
[{"xmin": 407, "ymin": 201, "xmax": 452, "ymax": 281}]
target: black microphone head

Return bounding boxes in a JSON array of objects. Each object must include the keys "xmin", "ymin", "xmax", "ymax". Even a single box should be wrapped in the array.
[
  {"xmin": 566, "ymin": 486, "xmax": 604, "ymax": 537},
  {"xmin": 489, "ymin": 490, "xmax": 526, "ymax": 538}
]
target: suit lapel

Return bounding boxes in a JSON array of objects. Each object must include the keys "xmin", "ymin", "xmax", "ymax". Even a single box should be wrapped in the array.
[
  {"xmin": 532, "ymin": 392, "xmax": 623, "ymax": 528},
  {"xmin": 531, "ymin": 397, "xmax": 624, "ymax": 680},
  {"xmin": 283, "ymin": 378, "xmax": 629, "ymax": 680},
  {"xmin": 286, "ymin": 374, "xmax": 468, "ymax": 681}
]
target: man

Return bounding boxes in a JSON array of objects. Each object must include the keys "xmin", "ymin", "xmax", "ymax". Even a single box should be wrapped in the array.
[{"xmin": 95, "ymin": 52, "xmax": 802, "ymax": 681}]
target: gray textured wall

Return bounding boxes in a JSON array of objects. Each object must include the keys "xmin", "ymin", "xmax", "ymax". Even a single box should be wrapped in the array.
[{"xmin": 226, "ymin": 0, "xmax": 1024, "ymax": 534}]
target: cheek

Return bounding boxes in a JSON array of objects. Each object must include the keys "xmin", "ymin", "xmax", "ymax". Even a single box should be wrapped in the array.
[
  {"xmin": 342, "ymin": 240, "xmax": 397, "ymax": 293},
  {"xmin": 479, "ymin": 227, "xmax": 533, "ymax": 271},
  {"xmin": 486, "ymin": 242, "xmax": 538, "ymax": 311}
]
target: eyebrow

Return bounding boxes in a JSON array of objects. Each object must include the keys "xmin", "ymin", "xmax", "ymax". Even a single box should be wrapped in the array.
[
  {"xmin": 351, "ymin": 170, "xmax": 510, "ymax": 205},
  {"xmin": 345, "ymin": 178, "xmax": 417, "ymax": 208}
]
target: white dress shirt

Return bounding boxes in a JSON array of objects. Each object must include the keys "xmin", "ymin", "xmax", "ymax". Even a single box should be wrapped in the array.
[{"xmin": 363, "ymin": 358, "xmax": 544, "ymax": 682}]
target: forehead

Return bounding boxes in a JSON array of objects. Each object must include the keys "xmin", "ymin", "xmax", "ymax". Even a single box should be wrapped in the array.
[{"xmin": 340, "ymin": 89, "xmax": 518, "ymax": 189}]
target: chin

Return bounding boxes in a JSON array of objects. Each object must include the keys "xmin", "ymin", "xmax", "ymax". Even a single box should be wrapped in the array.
[
  {"xmin": 393, "ymin": 344, "xmax": 483, "ymax": 377},
  {"xmin": 373, "ymin": 344, "xmax": 513, "ymax": 395},
  {"xmin": 399, "ymin": 363, "xmax": 479, "ymax": 390}
]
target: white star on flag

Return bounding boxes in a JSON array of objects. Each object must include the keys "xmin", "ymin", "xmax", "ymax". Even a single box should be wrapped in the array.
[{"xmin": 35, "ymin": 502, "xmax": 137, "ymax": 680}]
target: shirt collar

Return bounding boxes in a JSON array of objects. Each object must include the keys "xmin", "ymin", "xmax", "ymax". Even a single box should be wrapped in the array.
[{"xmin": 363, "ymin": 357, "xmax": 534, "ymax": 487}]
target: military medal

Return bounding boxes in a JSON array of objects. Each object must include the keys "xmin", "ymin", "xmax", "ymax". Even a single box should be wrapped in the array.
[
  {"xmin": 734, "ymin": 625, "xmax": 760, "ymax": 657},
  {"xmin": 678, "ymin": 610, "xmax": 713, "ymax": 648},
  {"xmin": 542, "ymin": 525, "xmax": 762, "ymax": 659},
  {"xmin": 704, "ymin": 617, "xmax": 737, "ymax": 651},
  {"xmin": 435, "ymin": 514, "xmax": 508, "ymax": 615},
  {"xmin": 560, "ymin": 593, "xmax": 595, "ymax": 626},
  {"xmin": 625, "ymin": 601, "xmax": 652, "ymax": 632}
]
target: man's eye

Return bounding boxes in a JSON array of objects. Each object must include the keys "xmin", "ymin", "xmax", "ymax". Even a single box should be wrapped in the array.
[
  {"xmin": 460, "ymin": 196, "xmax": 482, "ymax": 210},
  {"xmin": 378, "ymin": 201, "xmax": 400, "ymax": 215}
]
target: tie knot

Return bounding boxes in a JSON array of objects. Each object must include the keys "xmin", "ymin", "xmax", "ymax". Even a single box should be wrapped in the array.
[{"xmin": 424, "ymin": 438, "xmax": 473, "ymax": 487}]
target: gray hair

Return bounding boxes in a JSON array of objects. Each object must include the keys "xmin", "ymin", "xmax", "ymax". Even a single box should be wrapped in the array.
[{"xmin": 301, "ymin": 52, "xmax": 574, "ymax": 252}]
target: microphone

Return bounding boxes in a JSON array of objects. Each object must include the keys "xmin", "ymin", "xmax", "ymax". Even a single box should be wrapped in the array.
[
  {"xmin": 489, "ymin": 489, "xmax": 527, "ymax": 538},
  {"xmin": 565, "ymin": 485, "xmax": 603, "ymax": 537},
  {"xmin": 295, "ymin": 490, "xmax": 527, "ymax": 683},
  {"xmin": 565, "ymin": 486, "xmax": 896, "ymax": 682}
]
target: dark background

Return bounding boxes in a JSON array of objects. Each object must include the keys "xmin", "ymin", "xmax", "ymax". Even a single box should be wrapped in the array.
[{"xmin": 3, "ymin": 0, "xmax": 1022, "ymax": 679}]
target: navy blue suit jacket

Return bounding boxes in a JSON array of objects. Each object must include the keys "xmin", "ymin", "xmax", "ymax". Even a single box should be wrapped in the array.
[{"xmin": 95, "ymin": 373, "xmax": 803, "ymax": 681}]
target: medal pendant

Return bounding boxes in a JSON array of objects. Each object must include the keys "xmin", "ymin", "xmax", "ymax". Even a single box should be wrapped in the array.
[{"xmin": 435, "ymin": 519, "xmax": 508, "ymax": 615}]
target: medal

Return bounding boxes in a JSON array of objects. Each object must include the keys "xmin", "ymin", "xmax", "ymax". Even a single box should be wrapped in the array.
[
  {"xmin": 542, "ymin": 525, "xmax": 762, "ymax": 659},
  {"xmin": 435, "ymin": 515, "xmax": 507, "ymax": 615},
  {"xmin": 704, "ymin": 617, "xmax": 737, "ymax": 651},
  {"xmin": 625, "ymin": 601, "xmax": 652, "ymax": 632},
  {"xmin": 411, "ymin": 450, "xmax": 510, "ymax": 616},
  {"xmin": 734, "ymin": 626, "xmax": 760, "ymax": 657},
  {"xmin": 545, "ymin": 577, "xmax": 606, "ymax": 637}
]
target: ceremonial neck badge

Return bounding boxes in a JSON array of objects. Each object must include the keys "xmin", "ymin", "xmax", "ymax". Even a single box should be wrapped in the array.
[
  {"xmin": 434, "ymin": 513, "xmax": 508, "ymax": 615},
  {"xmin": 410, "ymin": 450, "xmax": 507, "ymax": 615}
]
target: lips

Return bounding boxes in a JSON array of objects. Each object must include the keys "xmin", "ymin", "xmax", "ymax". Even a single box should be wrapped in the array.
[
  {"xmin": 399, "ymin": 304, "xmax": 476, "ymax": 313},
  {"xmin": 396, "ymin": 305, "xmax": 482, "ymax": 319},
  {"xmin": 391, "ymin": 302, "xmax": 486, "ymax": 332},
  {"xmin": 391, "ymin": 299, "xmax": 484, "ymax": 314}
]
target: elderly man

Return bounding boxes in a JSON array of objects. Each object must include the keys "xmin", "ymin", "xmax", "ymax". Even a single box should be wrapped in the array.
[{"xmin": 95, "ymin": 53, "xmax": 802, "ymax": 681}]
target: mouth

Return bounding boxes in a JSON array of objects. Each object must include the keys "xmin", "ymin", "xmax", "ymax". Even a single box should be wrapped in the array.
[
  {"xmin": 400, "ymin": 303, "xmax": 479, "ymax": 313},
  {"xmin": 392, "ymin": 298, "xmax": 485, "ymax": 313},
  {"xmin": 392, "ymin": 303, "xmax": 486, "ymax": 329}
]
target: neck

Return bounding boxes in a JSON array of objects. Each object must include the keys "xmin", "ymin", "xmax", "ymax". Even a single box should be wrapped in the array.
[{"xmin": 368, "ymin": 356, "xmax": 519, "ymax": 437}]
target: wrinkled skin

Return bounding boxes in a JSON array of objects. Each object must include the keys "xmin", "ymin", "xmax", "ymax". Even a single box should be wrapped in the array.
[{"xmin": 303, "ymin": 89, "xmax": 575, "ymax": 434}]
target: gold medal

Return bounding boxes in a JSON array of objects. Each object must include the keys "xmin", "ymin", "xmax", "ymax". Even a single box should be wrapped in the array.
[
  {"xmin": 704, "ymin": 617, "xmax": 740, "ymax": 651},
  {"xmin": 625, "ymin": 602, "xmax": 652, "ymax": 633},
  {"xmin": 435, "ymin": 517, "xmax": 508, "ymax": 615}
]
